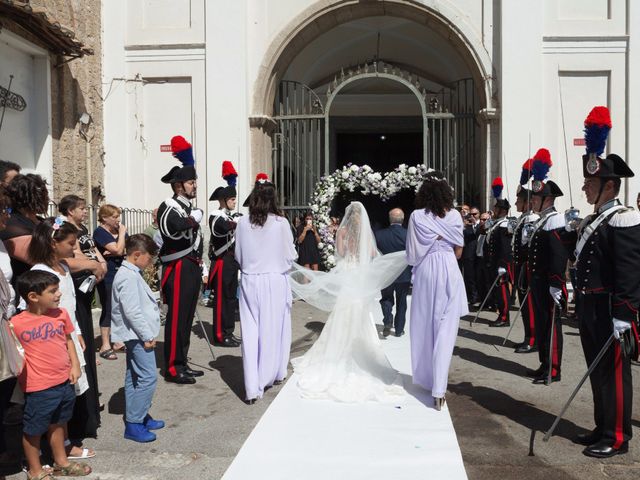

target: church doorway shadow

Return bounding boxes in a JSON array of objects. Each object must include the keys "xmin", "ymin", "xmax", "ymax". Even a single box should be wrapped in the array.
[{"xmin": 331, "ymin": 187, "xmax": 417, "ymax": 231}]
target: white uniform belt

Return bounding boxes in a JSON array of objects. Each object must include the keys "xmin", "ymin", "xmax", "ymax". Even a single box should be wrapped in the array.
[{"xmin": 574, "ymin": 205, "xmax": 625, "ymax": 262}]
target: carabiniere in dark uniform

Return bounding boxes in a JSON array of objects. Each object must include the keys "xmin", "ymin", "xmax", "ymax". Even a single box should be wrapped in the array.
[
  {"xmin": 157, "ymin": 136, "xmax": 204, "ymax": 385},
  {"xmin": 511, "ymin": 185, "xmax": 539, "ymax": 353},
  {"xmin": 574, "ymin": 144, "xmax": 640, "ymax": 458},
  {"xmin": 526, "ymin": 180, "xmax": 576, "ymax": 385}
]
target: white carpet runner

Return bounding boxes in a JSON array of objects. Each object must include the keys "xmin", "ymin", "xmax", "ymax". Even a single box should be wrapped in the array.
[{"xmin": 223, "ymin": 304, "xmax": 468, "ymax": 480}]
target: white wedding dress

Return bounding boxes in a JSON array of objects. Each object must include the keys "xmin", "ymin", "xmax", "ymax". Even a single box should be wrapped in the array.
[{"xmin": 289, "ymin": 202, "xmax": 408, "ymax": 403}]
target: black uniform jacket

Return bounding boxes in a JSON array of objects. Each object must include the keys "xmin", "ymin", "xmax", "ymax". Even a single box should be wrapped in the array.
[
  {"xmin": 208, "ymin": 209, "xmax": 237, "ymax": 260},
  {"xmin": 575, "ymin": 200, "xmax": 640, "ymax": 323},
  {"xmin": 528, "ymin": 208, "xmax": 576, "ymax": 289},
  {"xmin": 157, "ymin": 194, "xmax": 203, "ymax": 262},
  {"xmin": 485, "ymin": 217, "xmax": 512, "ymax": 273}
]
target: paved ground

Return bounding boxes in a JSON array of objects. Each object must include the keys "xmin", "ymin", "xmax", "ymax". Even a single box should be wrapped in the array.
[{"xmin": 5, "ymin": 299, "xmax": 640, "ymax": 479}]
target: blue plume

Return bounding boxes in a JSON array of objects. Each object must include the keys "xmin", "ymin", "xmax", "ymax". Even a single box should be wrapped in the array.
[
  {"xmin": 531, "ymin": 160, "xmax": 549, "ymax": 182},
  {"xmin": 174, "ymin": 147, "xmax": 195, "ymax": 167},
  {"xmin": 519, "ymin": 169, "xmax": 531, "ymax": 186},
  {"xmin": 492, "ymin": 184, "xmax": 503, "ymax": 198},
  {"xmin": 584, "ymin": 124, "xmax": 610, "ymax": 157}
]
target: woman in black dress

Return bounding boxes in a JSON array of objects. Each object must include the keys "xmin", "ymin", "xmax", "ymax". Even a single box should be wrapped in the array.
[
  {"xmin": 59, "ymin": 195, "xmax": 106, "ymax": 442},
  {"xmin": 296, "ymin": 212, "xmax": 321, "ymax": 270}
]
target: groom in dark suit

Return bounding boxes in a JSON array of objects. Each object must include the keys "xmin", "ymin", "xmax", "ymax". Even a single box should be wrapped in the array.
[{"xmin": 375, "ymin": 208, "xmax": 412, "ymax": 337}]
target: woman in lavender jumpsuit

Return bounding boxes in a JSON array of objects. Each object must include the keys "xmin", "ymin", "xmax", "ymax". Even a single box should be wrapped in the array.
[
  {"xmin": 406, "ymin": 174, "xmax": 469, "ymax": 410},
  {"xmin": 235, "ymin": 180, "xmax": 297, "ymax": 403}
]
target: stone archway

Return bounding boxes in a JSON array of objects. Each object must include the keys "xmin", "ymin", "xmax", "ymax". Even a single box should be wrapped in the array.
[{"xmin": 250, "ymin": 0, "xmax": 499, "ymax": 207}]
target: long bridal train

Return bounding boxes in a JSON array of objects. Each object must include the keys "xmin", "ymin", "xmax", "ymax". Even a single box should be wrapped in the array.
[{"xmin": 289, "ymin": 202, "xmax": 409, "ymax": 403}]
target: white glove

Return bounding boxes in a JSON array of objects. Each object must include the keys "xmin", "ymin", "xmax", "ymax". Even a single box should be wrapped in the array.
[
  {"xmin": 613, "ymin": 318, "xmax": 631, "ymax": 340},
  {"xmin": 549, "ymin": 286, "xmax": 563, "ymax": 305},
  {"xmin": 497, "ymin": 267, "xmax": 507, "ymax": 277},
  {"xmin": 189, "ymin": 208, "xmax": 203, "ymax": 224}
]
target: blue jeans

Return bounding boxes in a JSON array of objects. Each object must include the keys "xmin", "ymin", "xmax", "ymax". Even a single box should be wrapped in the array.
[{"xmin": 124, "ymin": 340, "xmax": 157, "ymax": 423}]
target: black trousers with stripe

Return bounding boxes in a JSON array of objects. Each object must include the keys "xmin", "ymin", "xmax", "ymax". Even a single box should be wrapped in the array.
[
  {"xmin": 162, "ymin": 258, "xmax": 201, "ymax": 377},
  {"xmin": 209, "ymin": 252, "xmax": 239, "ymax": 342},
  {"xmin": 516, "ymin": 263, "xmax": 536, "ymax": 346},
  {"xmin": 577, "ymin": 293, "xmax": 633, "ymax": 447},
  {"xmin": 530, "ymin": 276, "xmax": 563, "ymax": 376},
  {"xmin": 493, "ymin": 268, "xmax": 511, "ymax": 323}
]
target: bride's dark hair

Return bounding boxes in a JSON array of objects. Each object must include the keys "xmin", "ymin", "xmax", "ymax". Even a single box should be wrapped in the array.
[
  {"xmin": 249, "ymin": 182, "xmax": 282, "ymax": 227},
  {"xmin": 414, "ymin": 171, "xmax": 454, "ymax": 218}
]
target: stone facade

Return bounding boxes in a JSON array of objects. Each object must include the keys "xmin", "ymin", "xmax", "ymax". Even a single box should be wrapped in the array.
[{"xmin": 2, "ymin": 0, "xmax": 104, "ymax": 203}]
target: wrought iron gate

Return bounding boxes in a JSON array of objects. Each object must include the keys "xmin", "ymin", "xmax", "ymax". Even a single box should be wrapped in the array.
[
  {"xmin": 272, "ymin": 81, "xmax": 325, "ymax": 210},
  {"xmin": 272, "ymin": 64, "xmax": 480, "ymax": 212}
]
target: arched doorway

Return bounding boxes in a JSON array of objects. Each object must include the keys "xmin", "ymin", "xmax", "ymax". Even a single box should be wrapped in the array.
[{"xmin": 251, "ymin": 1, "xmax": 498, "ymax": 211}]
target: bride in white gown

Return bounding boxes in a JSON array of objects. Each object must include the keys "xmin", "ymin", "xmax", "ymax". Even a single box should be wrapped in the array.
[{"xmin": 289, "ymin": 202, "xmax": 408, "ymax": 403}]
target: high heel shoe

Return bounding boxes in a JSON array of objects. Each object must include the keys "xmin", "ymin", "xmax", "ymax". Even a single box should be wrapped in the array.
[{"xmin": 434, "ymin": 396, "xmax": 446, "ymax": 411}]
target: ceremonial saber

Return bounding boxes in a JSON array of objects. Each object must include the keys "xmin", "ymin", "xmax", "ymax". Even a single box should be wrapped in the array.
[
  {"xmin": 543, "ymin": 333, "xmax": 616, "ymax": 442},
  {"xmin": 502, "ymin": 288, "xmax": 530, "ymax": 346},
  {"xmin": 194, "ymin": 309, "xmax": 217, "ymax": 362},
  {"xmin": 547, "ymin": 303, "xmax": 556, "ymax": 385},
  {"xmin": 471, "ymin": 272, "xmax": 501, "ymax": 327}
]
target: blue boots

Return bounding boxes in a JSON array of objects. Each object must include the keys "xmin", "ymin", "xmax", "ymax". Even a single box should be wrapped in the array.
[
  {"xmin": 124, "ymin": 421, "xmax": 156, "ymax": 443},
  {"xmin": 143, "ymin": 414, "xmax": 165, "ymax": 430},
  {"xmin": 124, "ymin": 415, "xmax": 165, "ymax": 442}
]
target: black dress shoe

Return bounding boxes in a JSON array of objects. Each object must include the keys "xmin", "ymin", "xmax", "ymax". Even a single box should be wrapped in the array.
[
  {"xmin": 395, "ymin": 331, "xmax": 405, "ymax": 337},
  {"xmin": 382, "ymin": 326, "xmax": 392, "ymax": 337},
  {"xmin": 524, "ymin": 366, "xmax": 544, "ymax": 378},
  {"xmin": 575, "ymin": 430, "xmax": 601, "ymax": 446},
  {"xmin": 230, "ymin": 334, "xmax": 242, "ymax": 343},
  {"xmin": 165, "ymin": 372, "xmax": 196, "ymax": 384},
  {"xmin": 183, "ymin": 367, "xmax": 204, "ymax": 377},
  {"xmin": 515, "ymin": 344, "xmax": 537, "ymax": 354},
  {"xmin": 214, "ymin": 337, "xmax": 240, "ymax": 347},
  {"xmin": 489, "ymin": 320, "xmax": 510, "ymax": 328},
  {"xmin": 246, "ymin": 398, "xmax": 257, "ymax": 405},
  {"xmin": 583, "ymin": 440, "xmax": 628, "ymax": 458},
  {"xmin": 532, "ymin": 373, "xmax": 561, "ymax": 385}
]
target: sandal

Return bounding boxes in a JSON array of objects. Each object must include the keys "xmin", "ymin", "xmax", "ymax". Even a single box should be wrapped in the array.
[
  {"xmin": 27, "ymin": 471, "xmax": 57, "ymax": 480},
  {"xmin": 52, "ymin": 461, "xmax": 91, "ymax": 476},
  {"xmin": 99, "ymin": 349, "xmax": 117, "ymax": 360},
  {"xmin": 66, "ymin": 446, "xmax": 96, "ymax": 459}
]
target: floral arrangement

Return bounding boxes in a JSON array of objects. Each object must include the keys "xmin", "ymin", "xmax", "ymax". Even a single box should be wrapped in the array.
[{"xmin": 309, "ymin": 163, "xmax": 433, "ymax": 268}]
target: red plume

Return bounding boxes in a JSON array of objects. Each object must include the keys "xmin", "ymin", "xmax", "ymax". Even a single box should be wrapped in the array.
[
  {"xmin": 222, "ymin": 161, "xmax": 237, "ymax": 178},
  {"xmin": 584, "ymin": 106, "xmax": 612, "ymax": 128},
  {"xmin": 533, "ymin": 148, "xmax": 552, "ymax": 166},
  {"xmin": 256, "ymin": 173, "xmax": 269, "ymax": 182},
  {"xmin": 522, "ymin": 159, "xmax": 533, "ymax": 170},
  {"xmin": 491, "ymin": 177, "xmax": 503, "ymax": 188},
  {"xmin": 170, "ymin": 135, "xmax": 191, "ymax": 153}
]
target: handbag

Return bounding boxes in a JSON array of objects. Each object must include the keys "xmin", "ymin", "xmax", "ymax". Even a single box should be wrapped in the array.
[{"xmin": 0, "ymin": 318, "xmax": 24, "ymax": 381}]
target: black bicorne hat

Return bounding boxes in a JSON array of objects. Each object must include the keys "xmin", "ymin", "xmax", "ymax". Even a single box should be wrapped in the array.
[
  {"xmin": 494, "ymin": 198, "xmax": 510, "ymax": 210},
  {"xmin": 582, "ymin": 153, "xmax": 634, "ymax": 179},
  {"xmin": 516, "ymin": 185, "xmax": 529, "ymax": 199},
  {"xmin": 161, "ymin": 165, "xmax": 197, "ymax": 184},
  {"xmin": 531, "ymin": 180, "xmax": 563, "ymax": 197},
  {"xmin": 209, "ymin": 185, "xmax": 237, "ymax": 201}
]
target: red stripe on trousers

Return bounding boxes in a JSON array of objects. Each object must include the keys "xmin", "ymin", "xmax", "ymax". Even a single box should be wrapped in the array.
[
  {"xmin": 613, "ymin": 342, "xmax": 625, "ymax": 449},
  {"xmin": 527, "ymin": 290, "xmax": 536, "ymax": 346},
  {"xmin": 167, "ymin": 259, "xmax": 183, "ymax": 377},
  {"xmin": 160, "ymin": 263, "xmax": 175, "ymax": 304},
  {"xmin": 213, "ymin": 258, "xmax": 224, "ymax": 342},
  {"xmin": 500, "ymin": 283, "xmax": 508, "ymax": 322}
]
